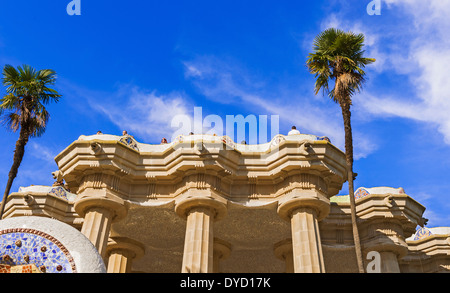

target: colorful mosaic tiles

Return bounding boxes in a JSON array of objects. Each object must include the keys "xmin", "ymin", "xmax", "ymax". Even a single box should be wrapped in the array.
[
  {"xmin": 222, "ymin": 136, "xmax": 236, "ymax": 149},
  {"xmin": 173, "ymin": 134, "xmax": 184, "ymax": 144},
  {"xmin": 119, "ymin": 135, "xmax": 139, "ymax": 151},
  {"xmin": 48, "ymin": 186, "xmax": 69, "ymax": 201},
  {"xmin": 414, "ymin": 227, "xmax": 433, "ymax": 241},
  {"xmin": 0, "ymin": 263, "xmax": 41, "ymax": 273},
  {"xmin": 270, "ymin": 135, "xmax": 286, "ymax": 148},
  {"xmin": 0, "ymin": 228, "xmax": 76, "ymax": 273},
  {"xmin": 317, "ymin": 136, "xmax": 331, "ymax": 143},
  {"xmin": 0, "ymin": 264, "xmax": 11, "ymax": 273},
  {"xmin": 354, "ymin": 187, "xmax": 371, "ymax": 200}
]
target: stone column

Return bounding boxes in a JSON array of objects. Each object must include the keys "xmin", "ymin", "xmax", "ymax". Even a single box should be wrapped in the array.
[
  {"xmin": 277, "ymin": 190, "xmax": 330, "ymax": 273},
  {"xmin": 105, "ymin": 237, "xmax": 145, "ymax": 273},
  {"xmin": 175, "ymin": 195, "xmax": 227, "ymax": 273},
  {"xmin": 274, "ymin": 239, "xmax": 294, "ymax": 273},
  {"xmin": 361, "ymin": 220, "xmax": 408, "ymax": 273},
  {"xmin": 289, "ymin": 207, "xmax": 324, "ymax": 273},
  {"xmin": 74, "ymin": 191, "xmax": 127, "ymax": 257},
  {"xmin": 363, "ymin": 249, "xmax": 403, "ymax": 273},
  {"xmin": 379, "ymin": 252, "xmax": 401, "ymax": 273},
  {"xmin": 213, "ymin": 238, "xmax": 232, "ymax": 273},
  {"xmin": 183, "ymin": 206, "xmax": 214, "ymax": 273}
]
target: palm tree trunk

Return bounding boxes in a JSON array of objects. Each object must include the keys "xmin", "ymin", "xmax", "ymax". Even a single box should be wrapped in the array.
[
  {"xmin": 341, "ymin": 101, "xmax": 365, "ymax": 273},
  {"xmin": 0, "ymin": 126, "xmax": 29, "ymax": 219}
]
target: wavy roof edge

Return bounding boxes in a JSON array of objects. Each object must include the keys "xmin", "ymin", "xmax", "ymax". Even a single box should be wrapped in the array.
[{"xmin": 77, "ymin": 133, "xmax": 332, "ymax": 153}]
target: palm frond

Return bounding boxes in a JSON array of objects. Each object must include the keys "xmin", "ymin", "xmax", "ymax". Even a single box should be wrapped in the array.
[
  {"xmin": 1, "ymin": 111, "xmax": 21, "ymax": 132},
  {"xmin": 0, "ymin": 93, "xmax": 20, "ymax": 111},
  {"xmin": 306, "ymin": 28, "xmax": 375, "ymax": 103},
  {"xmin": 0, "ymin": 64, "xmax": 61, "ymax": 136}
]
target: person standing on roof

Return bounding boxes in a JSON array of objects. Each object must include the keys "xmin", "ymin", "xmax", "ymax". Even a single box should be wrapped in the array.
[{"xmin": 288, "ymin": 126, "xmax": 300, "ymax": 135}]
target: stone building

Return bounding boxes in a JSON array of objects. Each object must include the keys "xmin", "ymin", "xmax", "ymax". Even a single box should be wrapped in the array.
[{"xmin": 0, "ymin": 132, "xmax": 449, "ymax": 273}]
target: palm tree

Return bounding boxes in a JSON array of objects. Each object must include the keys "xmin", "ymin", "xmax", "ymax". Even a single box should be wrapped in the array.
[
  {"xmin": 0, "ymin": 64, "xmax": 61, "ymax": 219},
  {"xmin": 306, "ymin": 28, "xmax": 375, "ymax": 273}
]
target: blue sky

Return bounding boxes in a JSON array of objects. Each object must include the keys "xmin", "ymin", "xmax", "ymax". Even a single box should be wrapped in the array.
[{"xmin": 0, "ymin": 0, "xmax": 449, "ymax": 227}]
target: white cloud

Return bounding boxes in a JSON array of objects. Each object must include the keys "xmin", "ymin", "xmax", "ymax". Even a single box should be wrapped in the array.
[
  {"xmin": 183, "ymin": 56, "xmax": 378, "ymax": 159},
  {"xmin": 4, "ymin": 142, "xmax": 60, "ymax": 191},
  {"xmin": 353, "ymin": 132, "xmax": 378, "ymax": 160},
  {"xmin": 29, "ymin": 142, "xmax": 57, "ymax": 163},
  {"xmin": 88, "ymin": 85, "xmax": 192, "ymax": 142},
  {"xmin": 405, "ymin": 184, "xmax": 450, "ymax": 227},
  {"xmin": 184, "ymin": 57, "xmax": 341, "ymax": 128},
  {"xmin": 318, "ymin": 2, "xmax": 450, "ymax": 146},
  {"xmin": 358, "ymin": 1, "xmax": 450, "ymax": 144},
  {"xmin": 412, "ymin": 196, "xmax": 450, "ymax": 228},
  {"xmin": 184, "ymin": 64, "xmax": 203, "ymax": 78}
]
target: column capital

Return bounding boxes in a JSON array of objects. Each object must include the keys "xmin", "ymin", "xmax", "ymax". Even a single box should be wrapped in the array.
[
  {"xmin": 277, "ymin": 189, "xmax": 330, "ymax": 222},
  {"xmin": 74, "ymin": 189, "xmax": 128, "ymax": 222},
  {"xmin": 362, "ymin": 236, "xmax": 409, "ymax": 261},
  {"xmin": 175, "ymin": 190, "xmax": 228, "ymax": 221},
  {"xmin": 362, "ymin": 238, "xmax": 409, "ymax": 259}
]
